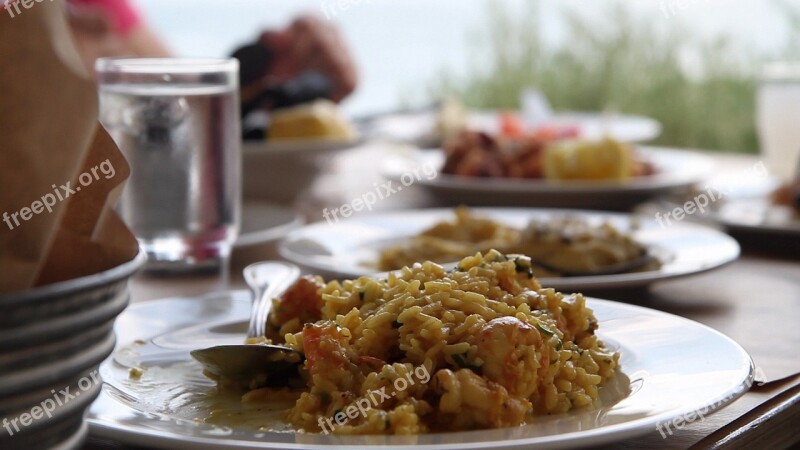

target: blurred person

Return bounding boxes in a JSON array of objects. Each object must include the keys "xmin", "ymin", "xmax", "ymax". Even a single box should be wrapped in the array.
[
  {"xmin": 66, "ymin": 0, "xmax": 171, "ymax": 63},
  {"xmin": 65, "ymin": 0, "xmax": 358, "ymax": 107},
  {"xmin": 243, "ymin": 15, "xmax": 357, "ymax": 103}
]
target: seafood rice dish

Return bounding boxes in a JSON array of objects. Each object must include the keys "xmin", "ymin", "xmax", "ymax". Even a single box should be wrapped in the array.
[{"xmin": 216, "ymin": 250, "xmax": 620, "ymax": 434}]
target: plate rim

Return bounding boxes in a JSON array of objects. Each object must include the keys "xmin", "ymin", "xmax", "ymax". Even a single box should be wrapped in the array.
[{"xmin": 242, "ymin": 136, "xmax": 365, "ymax": 158}]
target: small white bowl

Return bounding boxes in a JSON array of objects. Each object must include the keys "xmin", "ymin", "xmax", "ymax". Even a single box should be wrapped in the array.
[{"xmin": 242, "ymin": 137, "xmax": 363, "ymax": 205}]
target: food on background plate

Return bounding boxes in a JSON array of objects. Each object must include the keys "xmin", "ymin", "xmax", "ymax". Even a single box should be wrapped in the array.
[
  {"xmin": 771, "ymin": 179, "xmax": 800, "ymax": 214},
  {"xmin": 377, "ymin": 207, "xmax": 519, "ymax": 271},
  {"xmin": 442, "ymin": 119, "xmax": 655, "ymax": 181},
  {"xmin": 435, "ymin": 98, "xmax": 468, "ymax": 142},
  {"xmin": 544, "ymin": 138, "xmax": 632, "ymax": 180},
  {"xmin": 268, "ymin": 99, "xmax": 356, "ymax": 141},
  {"xmin": 497, "ymin": 111, "xmax": 580, "ymax": 142},
  {"xmin": 204, "ymin": 251, "xmax": 619, "ymax": 434},
  {"xmin": 377, "ymin": 208, "xmax": 659, "ymax": 276}
]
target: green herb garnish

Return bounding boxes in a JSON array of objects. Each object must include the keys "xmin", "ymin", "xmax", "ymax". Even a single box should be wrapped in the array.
[
  {"xmin": 535, "ymin": 323, "xmax": 555, "ymax": 337},
  {"xmin": 452, "ymin": 352, "xmax": 483, "ymax": 371}
]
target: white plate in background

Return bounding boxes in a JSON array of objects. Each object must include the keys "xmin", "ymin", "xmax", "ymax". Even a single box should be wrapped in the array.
[
  {"xmin": 638, "ymin": 175, "xmax": 800, "ymax": 238},
  {"xmin": 381, "ymin": 147, "xmax": 714, "ymax": 209},
  {"xmin": 712, "ymin": 199, "xmax": 800, "ymax": 236},
  {"xmin": 279, "ymin": 208, "xmax": 739, "ymax": 290}
]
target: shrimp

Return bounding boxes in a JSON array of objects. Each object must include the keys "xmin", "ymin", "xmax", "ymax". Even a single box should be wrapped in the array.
[
  {"xmin": 475, "ymin": 317, "xmax": 548, "ymax": 398},
  {"xmin": 267, "ymin": 275, "xmax": 325, "ymax": 340},
  {"xmin": 434, "ymin": 368, "xmax": 531, "ymax": 429},
  {"xmin": 301, "ymin": 322, "xmax": 351, "ymax": 375}
]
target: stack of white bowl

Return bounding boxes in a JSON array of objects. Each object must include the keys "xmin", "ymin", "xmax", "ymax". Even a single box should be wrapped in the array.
[{"xmin": 0, "ymin": 251, "xmax": 145, "ymax": 450}]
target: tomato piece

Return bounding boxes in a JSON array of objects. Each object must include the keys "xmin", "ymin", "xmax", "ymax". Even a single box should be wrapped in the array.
[{"xmin": 500, "ymin": 112, "xmax": 526, "ymax": 138}]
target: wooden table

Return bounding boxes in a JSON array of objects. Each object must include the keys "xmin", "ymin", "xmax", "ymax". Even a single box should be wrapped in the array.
[{"xmin": 87, "ymin": 145, "xmax": 800, "ymax": 450}]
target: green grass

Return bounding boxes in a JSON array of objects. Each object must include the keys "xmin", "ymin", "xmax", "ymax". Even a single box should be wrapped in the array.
[{"xmin": 430, "ymin": 1, "xmax": 800, "ymax": 153}]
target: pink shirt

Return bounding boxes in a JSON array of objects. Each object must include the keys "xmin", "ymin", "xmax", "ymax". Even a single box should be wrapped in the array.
[{"xmin": 68, "ymin": 0, "xmax": 142, "ymax": 37}]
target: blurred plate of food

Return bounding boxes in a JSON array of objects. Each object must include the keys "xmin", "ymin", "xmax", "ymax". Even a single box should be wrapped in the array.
[
  {"xmin": 279, "ymin": 207, "xmax": 739, "ymax": 290},
  {"xmin": 381, "ymin": 132, "xmax": 714, "ymax": 208},
  {"xmin": 721, "ymin": 175, "xmax": 800, "ymax": 235},
  {"xmin": 703, "ymin": 198, "xmax": 799, "ymax": 237},
  {"xmin": 242, "ymin": 100, "xmax": 364, "ymax": 204},
  {"xmin": 358, "ymin": 101, "xmax": 661, "ymax": 147},
  {"xmin": 641, "ymin": 176, "xmax": 800, "ymax": 238}
]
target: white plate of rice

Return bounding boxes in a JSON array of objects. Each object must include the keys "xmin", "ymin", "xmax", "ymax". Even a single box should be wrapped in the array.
[
  {"xmin": 279, "ymin": 208, "xmax": 739, "ymax": 291},
  {"xmin": 87, "ymin": 289, "xmax": 754, "ymax": 449}
]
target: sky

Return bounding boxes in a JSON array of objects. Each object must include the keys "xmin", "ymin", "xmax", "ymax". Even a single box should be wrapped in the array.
[{"xmin": 135, "ymin": 0, "xmax": 797, "ymax": 115}]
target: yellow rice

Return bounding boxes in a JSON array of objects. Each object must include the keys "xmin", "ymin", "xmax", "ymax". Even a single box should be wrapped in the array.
[{"xmin": 255, "ymin": 250, "xmax": 619, "ymax": 434}]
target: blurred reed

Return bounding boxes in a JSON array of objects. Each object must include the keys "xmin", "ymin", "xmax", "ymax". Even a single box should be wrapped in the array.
[{"xmin": 430, "ymin": 0, "xmax": 800, "ymax": 154}]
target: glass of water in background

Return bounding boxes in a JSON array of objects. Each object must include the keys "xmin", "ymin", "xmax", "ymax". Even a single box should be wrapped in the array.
[
  {"xmin": 757, "ymin": 62, "xmax": 800, "ymax": 182},
  {"xmin": 97, "ymin": 58, "xmax": 241, "ymax": 273}
]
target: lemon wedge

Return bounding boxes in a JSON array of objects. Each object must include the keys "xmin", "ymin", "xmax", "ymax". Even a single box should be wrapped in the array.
[
  {"xmin": 269, "ymin": 100, "xmax": 356, "ymax": 141},
  {"xmin": 543, "ymin": 137, "xmax": 633, "ymax": 180}
]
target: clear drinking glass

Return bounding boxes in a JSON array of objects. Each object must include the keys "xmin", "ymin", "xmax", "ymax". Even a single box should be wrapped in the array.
[
  {"xmin": 96, "ymin": 58, "xmax": 241, "ymax": 272},
  {"xmin": 757, "ymin": 62, "xmax": 800, "ymax": 182}
]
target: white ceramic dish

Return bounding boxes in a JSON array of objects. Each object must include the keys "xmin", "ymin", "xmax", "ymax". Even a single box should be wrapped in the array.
[
  {"xmin": 646, "ymin": 199, "xmax": 800, "ymax": 238},
  {"xmin": 242, "ymin": 137, "xmax": 364, "ymax": 204},
  {"xmin": 704, "ymin": 199, "xmax": 799, "ymax": 237},
  {"xmin": 87, "ymin": 290, "xmax": 754, "ymax": 450},
  {"xmin": 638, "ymin": 175, "xmax": 799, "ymax": 238},
  {"xmin": 381, "ymin": 147, "xmax": 714, "ymax": 209},
  {"xmin": 279, "ymin": 208, "xmax": 740, "ymax": 290}
]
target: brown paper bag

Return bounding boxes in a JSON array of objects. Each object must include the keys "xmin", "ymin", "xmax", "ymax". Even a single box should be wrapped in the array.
[{"xmin": 0, "ymin": 0, "xmax": 138, "ymax": 293}]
